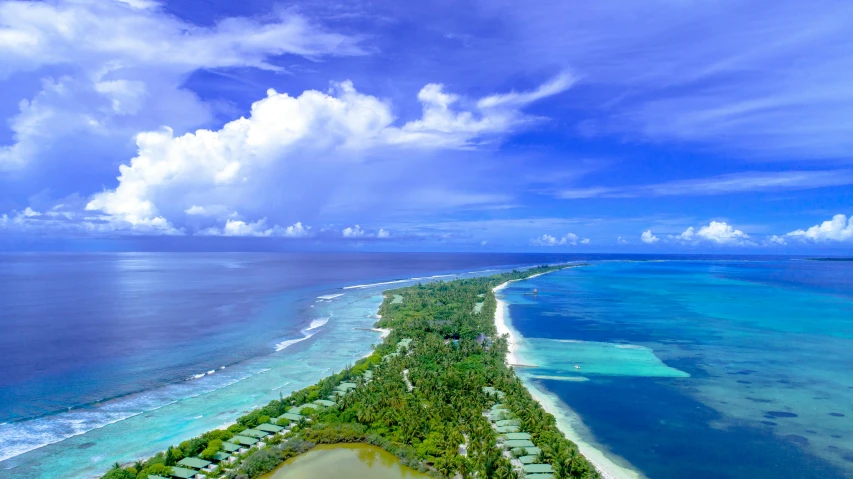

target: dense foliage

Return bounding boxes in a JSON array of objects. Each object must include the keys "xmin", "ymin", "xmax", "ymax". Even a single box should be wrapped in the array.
[{"xmin": 102, "ymin": 265, "xmax": 599, "ymax": 479}]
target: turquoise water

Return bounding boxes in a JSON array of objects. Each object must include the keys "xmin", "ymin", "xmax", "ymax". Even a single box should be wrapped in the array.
[
  {"xmin": 0, "ymin": 286, "xmax": 387, "ymax": 478},
  {"xmin": 502, "ymin": 260, "xmax": 853, "ymax": 479},
  {"xmin": 2, "ymin": 252, "xmax": 578, "ymax": 478}
]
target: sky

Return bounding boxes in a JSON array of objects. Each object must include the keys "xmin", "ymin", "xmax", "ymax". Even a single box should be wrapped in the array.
[{"xmin": 0, "ymin": 0, "xmax": 852, "ymax": 253}]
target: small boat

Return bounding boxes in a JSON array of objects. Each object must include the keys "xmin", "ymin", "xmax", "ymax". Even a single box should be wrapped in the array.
[{"xmin": 574, "ymin": 365, "xmax": 580, "ymax": 369}]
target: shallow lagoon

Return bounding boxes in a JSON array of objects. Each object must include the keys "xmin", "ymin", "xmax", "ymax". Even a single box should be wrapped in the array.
[
  {"xmin": 262, "ymin": 444, "xmax": 431, "ymax": 479},
  {"xmin": 503, "ymin": 260, "xmax": 853, "ymax": 479}
]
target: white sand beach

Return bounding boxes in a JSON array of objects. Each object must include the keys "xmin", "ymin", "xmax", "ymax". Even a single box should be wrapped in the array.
[
  {"xmin": 371, "ymin": 327, "xmax": 391, "ymax": 339},
  {"xmin": 492, "ymin": 271, "xmax": 547, "ymax": 366},
  {"xmin": 493, "ymin": 271, "xmax": 645, "ymax": 479}
]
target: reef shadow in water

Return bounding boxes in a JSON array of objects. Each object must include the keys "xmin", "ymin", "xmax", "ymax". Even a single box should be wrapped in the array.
[{"xmin": 540, "ymin": 375, "xmax": 848, "ymax": 479}]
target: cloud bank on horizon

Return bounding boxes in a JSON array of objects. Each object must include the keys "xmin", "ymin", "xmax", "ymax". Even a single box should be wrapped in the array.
[{"xmin": 0, "ymin": 0, "xmax": 851, "ymax": 252}]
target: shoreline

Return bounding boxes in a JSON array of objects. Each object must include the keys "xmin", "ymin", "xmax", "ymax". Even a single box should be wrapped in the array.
[{"xmin": 493, "ymin": 269, "xmax": 645, "ymax": 479}]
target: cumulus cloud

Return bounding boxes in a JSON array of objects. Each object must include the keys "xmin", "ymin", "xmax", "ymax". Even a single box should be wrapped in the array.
[
  {"xmin": 531, "ymin": 232, "xmax": 589, "ymax": 246},
  {"xmin": 785, "ymin": 214, "xmax": 853, "ymax": 242},
  {"xmin": 617, "ymin": 236, "xmax": 628, "ymax": 245},
  {"xmin": 0, "ymin": 0, "xmax": 364, "ymax": 171},
  {"xmin": 0, "ymin": 203, "xmax": 181, "ymax": 235},
  {"xmin": 84, "ymin": 75, "xmax": 569, "ymax": 234},
  {"xmin": 640, "ymin": 230, "xmax": 659, "ymax": 244},
  {"xmin": 767, "ymin": 235, "xmax": 787, "ymax": 246},
  {"xmin": 199, "ymin": 219, "xmax": 310, "ymax": 238},
  {"xmin": 342, "ymin": 225, "xmax": 366, "ymax": 238},
  {"xmin": 667, "ymin": 221, "xmax": 752, "ymax": 246},
  {"xmin": 673, "ymin": 227, "xmax": 695, "ymax": 242},
  {"xmin": 377, "ymin": 228, "xmax": 391, "ymax": 239}
]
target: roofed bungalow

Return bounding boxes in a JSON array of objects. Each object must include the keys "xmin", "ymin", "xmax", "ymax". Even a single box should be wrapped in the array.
[
  {"xmin": 495, "ymin": 419, "xmax": 520, "ymax": 427},
  {"xmin": 482, "ymin": 386, "xmax": 507, "ymax": 400},
  {"xmin": 221, "ymin": 442, "xmax": 240, "ymax": 453},
  {"xmin": 519, "ymin": 455, "xmax": 538, "ymax": 464},
  {"xmin": 277, "ymin": 413, "xmax": 303, "ymax": 423},
  {"xmin": 167, "ymin": 466, "xmax": 198, "ymax": 479},
  {"xmin": 300, "ymin": 403, "xmax": 320, "ymax": 411},
  {"xmin": 256, "ymin": 423, "xmax": 284, "ymax": 434},
  {"xmin": 523, "ymin": 464, "xmax": 554, "ymax": 474},
  {"xmin": 501, "ymin": 432, "xmax": 532, "ymax": 441},
  {"xmin": 314, "ymin": 399, "xmax": 336, "ymax": 407},
  {"xmin": 336, "ymin": 382, "xmax": 357, "ymax": 391},
  {"xmin": 240, "ymin": 429, "xmax": 268, "ymax": 439},
  {"xmin": 503, "ymin": 439, "xmax": 535, "ymax": 449},
  {"xmin": 212, "ymin": 452, "xmax": 232, "ymax": 463},
  {"xmin": 512, "ymin": 446, "xmax": 541, "ymax": 457},
  {"xmin": 229, "ymin": 435, "xmax": 259, "ymax": 446},
  {"xmin": 148, "ymin": 476, "xmax": 170, "ymax": 479},
  {"xmin": 489, "ymin": 410, "xmax": 513, "ymax": 420},
  {"xmin": 496, "ymin": 425, "xmax": 520, "ymax": 433},
  {"xmin": 524, "ymin": 474, "xmax": 555, "ymax": 479},
  {"xmin": 177, "ymin": 457, "xmax": 211, "ymax": 470}
]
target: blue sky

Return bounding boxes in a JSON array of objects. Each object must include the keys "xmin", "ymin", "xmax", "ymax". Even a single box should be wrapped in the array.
[{"xmin": 1, "ymin": 0, "xmax": 852, "ymax": 252}]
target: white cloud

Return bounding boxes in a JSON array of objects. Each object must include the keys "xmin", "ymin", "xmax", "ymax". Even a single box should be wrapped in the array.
[
  {"xmin": 22, "ymin": 207, "xmax": 41, "ymax": 217},
  {"xmin": 617, "ymin": 236, "xmax": 628, "ymax": 245},
  {"xmin": 281, "ymin": 222, "xmax": 311, "ymax": 238},
  {"xmin": 0, "ymin": 203, "xmax": 181, "ymax": 235},
  {"xmin": 490, "ymin": 1, "xmax": 853, "ymax": 158},
  {"xmin": 786, "ymin": 214, "xmax": 853, "ymax": 242},
  {"xmin": 767, "ymin": 235, "xmax": 787, "ymax": 245},
  {"xmin": 640, "ymin": 229, "xmax": 659, "ymax": 244},
  {"xmin": 673, "ymin": 227, "xmax": 695, "ymax": 242},
  {"xmin": 667, "ymin": 221, "xmax": 752, "ymax": 246},
  {"xmin": 114, "ymin": 0, "xmax": 160, "ymax": 9},
  {"xmin": 198, "ymin": 219, "xmax": 310, "ymax": 238},
  {"xmin": 0, "ymin": 0, "xmax": 365, "ymax": 171},
  {"xmin": 184, "ymin": 205, "xmax": 235, "ymax": 218},
  {"xmin": 531, "ymin": 232, "xmax": 589, "ymax": 246},
  {"xmin": 342, "ymin": 225, "xmax": 366, "ymax": 238},
  {"xmin": 85, "ymin": 76, "xmax": 568, "ymax": 234},
  {"xmin": 555, "ymin": 170, "xmax": 853, "ymax": 199},
  {"xmin": 385, "ymin": 73, "xmax": 572, "ymax": 148},
  {"xmin": 377, "ymin": 228, "xmax": 391, "ymax": 239},
  {"xmin": 696, "ymin": 221, "xmax": 751, "ymax": 244}
]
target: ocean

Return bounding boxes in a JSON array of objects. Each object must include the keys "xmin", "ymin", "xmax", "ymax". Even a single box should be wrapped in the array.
[
  {"xmin": 0, "ymin": 252, "xmax": 574, "ymax": 479},
  {"xmin": 501, "ymin": 259, "xmax": 853, "ymax": 479}
]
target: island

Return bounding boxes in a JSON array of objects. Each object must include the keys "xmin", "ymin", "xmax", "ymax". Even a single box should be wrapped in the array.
[{"xmin": 101, "ymin": 266, "xmax": 600, "ymax": 479}]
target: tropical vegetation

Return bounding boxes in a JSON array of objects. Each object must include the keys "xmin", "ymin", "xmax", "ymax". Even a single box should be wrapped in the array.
[{"xmin": 101, "ymin": 265, "xmax": 600, "ymax": 479}]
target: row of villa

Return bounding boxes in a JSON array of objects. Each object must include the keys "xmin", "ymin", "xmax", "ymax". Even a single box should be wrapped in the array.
[
  {"xmin": 484, "ymin": 387, "xmax": 555, "ymax": 479},
  {"xmin": 144, "ymin": 341, "xmax": 407, "ymax": 479}
]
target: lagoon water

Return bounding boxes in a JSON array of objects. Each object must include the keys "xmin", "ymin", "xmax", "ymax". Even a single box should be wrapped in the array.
[
  {"xmin": 503, "ymin": 260, "xmax": 853, "ymax": 479},
  {"xmin": 0, "ymin": 252, "xmax": 569, "ymax": 479}
]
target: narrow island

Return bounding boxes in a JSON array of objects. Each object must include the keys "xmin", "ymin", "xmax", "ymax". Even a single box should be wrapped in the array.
[{"xmin": 101, "ymin": 266, "xmax": 601, "ymax": 479}]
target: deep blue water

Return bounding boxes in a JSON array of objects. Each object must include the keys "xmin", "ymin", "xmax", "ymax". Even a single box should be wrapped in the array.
[
  {"xmin": 0, "ymin": 251, "xmax": 587, "ymax": 477},
  {"xmin": 503, "ymin": 260, "xmax": 853, "ymax": 479}
]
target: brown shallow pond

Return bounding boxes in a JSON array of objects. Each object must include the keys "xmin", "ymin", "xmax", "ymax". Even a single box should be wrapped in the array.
[{"xmin": 261, "ymin": 444, "xmax": 432, "ymax": 479}]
